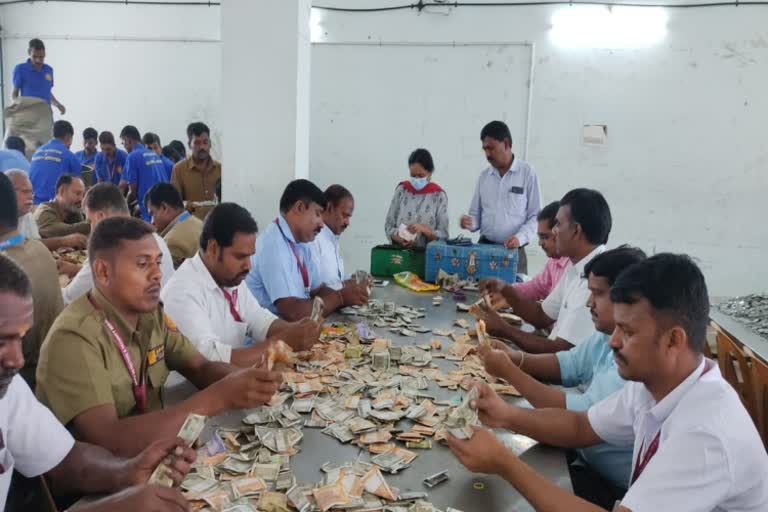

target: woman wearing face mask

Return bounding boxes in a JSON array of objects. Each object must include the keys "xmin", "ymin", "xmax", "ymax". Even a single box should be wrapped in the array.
[{"xmin": 384, "ymin": 148, "xmax": 449, "ymax": 248}]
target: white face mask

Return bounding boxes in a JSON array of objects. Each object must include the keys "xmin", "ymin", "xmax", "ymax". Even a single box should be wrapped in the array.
[{"xmin": 410, "ymin": 176, "xmax": 428, "ymax": 191}]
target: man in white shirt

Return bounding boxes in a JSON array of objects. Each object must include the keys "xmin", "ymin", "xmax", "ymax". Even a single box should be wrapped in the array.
[
  {"xmin": 448, "ymin": 253, "xmax": 768, "ymax": 512},
  {"xmin": 162, "ymin": 202, "xmax": 322, "ymax": 368},
  {"xmin": 482, "ymin": 188, "xmax": 612, "ymax": 353},
  {"xmin": 63, "ymin": 183, "xmax": 175, "ymax": 305},
  {"xmin": 0, "ymin": 253, "xmax": 195, "ymax": 512},
  {"xmin": 311, "ymin": 184, "xmax": 354, "ymax": 290}
]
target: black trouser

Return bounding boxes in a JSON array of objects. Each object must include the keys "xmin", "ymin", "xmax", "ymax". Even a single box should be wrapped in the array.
[
  {"xmin": 566, "ymin": 450, "xmax": 627, "ymax": 510},
  {"xmin": 477, "ymin": 236, "xmax": 528, "ymax": 276}
]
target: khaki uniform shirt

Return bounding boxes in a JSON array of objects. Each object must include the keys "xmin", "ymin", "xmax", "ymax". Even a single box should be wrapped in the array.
[
  {"xmin": 33, "ymin": 200, "xmax": 90, "ymax": 238},
  {"xmin": 171, "ymin": 156, "xmax": 221, "ymax": 220},
  {"xmin": 160, "ymin": 212, "xmax": 204, "ymax": 269},
  {"xmin": 36, "ymin": 288, "xmax": 200, "ymax": 426},
  {"xmin": 0, "ymin": 231, "xmax": 63, "ymax": 389}
]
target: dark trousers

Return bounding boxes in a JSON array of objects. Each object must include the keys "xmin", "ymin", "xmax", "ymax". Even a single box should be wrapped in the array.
[
  {"xmin": 477, "ymin": 237, "xmax": 528, "ymax": 276},
  {"xmin": 566, "ymin": 451, "xmax": 627, "ymax": 511}
]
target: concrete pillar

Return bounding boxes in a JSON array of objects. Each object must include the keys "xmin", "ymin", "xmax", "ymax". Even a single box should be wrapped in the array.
[{"xmin": 220, "ymin": 0, "xmax": 312, "ymax": 226}]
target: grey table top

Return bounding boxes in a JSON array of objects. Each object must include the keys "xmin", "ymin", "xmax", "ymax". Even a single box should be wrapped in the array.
[
  {"xmin": 164, "ymin": 283, "xmax": 572, "ymax": 512},
  {"xmin": 709, "ymin": 306, "xmax": 768, "ymax": 363}
]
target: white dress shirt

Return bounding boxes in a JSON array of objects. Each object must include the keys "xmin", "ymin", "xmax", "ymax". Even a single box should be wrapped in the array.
[
  {"xmin": 17, "ymin": 213, "xmax": 40, "ymax": 240},
  {"xmin": 588, "ymin": 359, "xmax": 768, "ymax": 511},
  {"xmin": 62, "ymin": 232, "xmax": 174, "ymax": 304},
  {"xmin": 0, "ymin": 376, "xmax": 75, "ymax": 509},
  {"xmin": 310, "ymin": 224, "xmax": 345, "ymax": 290},
  {"xmin": 541, "ymin": 245, "xmax": 605, "ymax": 346},
  {"xmin": 161, "ymin": 253, "xmax": 278, "ymax": 363}
]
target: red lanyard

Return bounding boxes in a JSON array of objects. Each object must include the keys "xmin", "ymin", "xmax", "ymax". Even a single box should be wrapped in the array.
[
  {"xmin": 630, "ymin": 361, "xmax": 713, "ymax": 485},
  {"xmin": 220, "ymin": 287, "xmax": 243, "ymax": 322},
  {"xmin": 274, "ymin": 219, "xmax": 309, "ymax": 292},
  {"xmin": 87, "ymin": 294, "xmax": 147, "ymax": 414}
]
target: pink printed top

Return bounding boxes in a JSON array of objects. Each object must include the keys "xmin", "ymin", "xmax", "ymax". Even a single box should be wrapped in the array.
[{"xmin": 513, "ymin": 256, "xmax": 570, "ymax": 301}]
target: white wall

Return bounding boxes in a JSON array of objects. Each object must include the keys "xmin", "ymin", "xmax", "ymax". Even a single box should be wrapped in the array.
[
  {"xmin": 2, "ymin": 0, "xmax": 766, "ymax": 296},
  {"xmin": 0, "ymin": 0, "xmax": 222, "ymax": 157}
]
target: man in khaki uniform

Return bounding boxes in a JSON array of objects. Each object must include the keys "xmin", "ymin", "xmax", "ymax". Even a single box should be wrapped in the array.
[
  {"xmin": 171, "ymin": 122, "xmax": 221, "ymax": 220},
  {"xmin": 0, "ymin": 173, "xmax": 63, "ymax": 388},
  {"xmin": 144, "ymin": 182, "xmax": 203, "ymax": 269},
  {"xmin": 34, "ymin": 173, "xmax": 90, "ymax": 238},
  {"xmin": 36, "ymin": 216, "xmax": 282, "ymax": 457}
]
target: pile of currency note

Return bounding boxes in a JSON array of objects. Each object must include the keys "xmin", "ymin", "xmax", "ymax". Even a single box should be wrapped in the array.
[{"xmin": 170, "ymin": 304, "xmax": 518, "ymax": 511}]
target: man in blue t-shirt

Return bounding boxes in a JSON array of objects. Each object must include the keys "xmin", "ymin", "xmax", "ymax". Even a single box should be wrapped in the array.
[
  {"xmin": 119, "ymin": 125, "xmax": 169, "ymax": 221},
  {"xmin": 142, "ymin": 132, "xmax": 174, "ymax": 181},
  {"xmin": 93, "ymin": 131, "xmax": 127, "ymax": 186},
  {"xmin": 0, "ymin": 137, "xmax": 30, "ymax": 174},
  {"xmin": 12, "ymin": 38, "xmax": 65, "ymax": 115},
  {"xmin": 28, "ymin": 120, "xmax": 81, "ymax": 204},
  {"xmin": 74, "ymin": 127, "xmax": 98, "ymax": 169}
]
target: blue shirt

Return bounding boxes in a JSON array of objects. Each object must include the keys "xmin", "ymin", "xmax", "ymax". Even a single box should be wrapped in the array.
[
  {"xmin": 161, "ymin": 155, "xmax": 174, "ymax": 181},
  {"xmin": 556, "ymin": 331, "xmax": 632, "ymax": 489},
  {"xmin": 12, "ymin": 59, "xmax": 54, "ymax": 103},
  {"xmin": 310, "ymin": 224, "xmax": 344, "ymax": 290},
  {"xmin": 94, "ymin": 149, "xmax": 128, "ymax": 186},
  {"xmin": 74, "ymin": 150, "xmax": 98, "ymax": 168},
  {"xmin": 246, "ymin": 215, "xmax": 321, "ymax": 315},
  {"xmin": 123, "ymin": 143, "xmax": 169, "ymax": 221},
  {"xmin": 467, "ymin": 157, "xmax": 541, "ymax": 246},
  {"xmin": 28, "ymin": 139, "xmax": 81, "ymax": 204},
  {"xmin": 0, "ymin": 149, "xmax": 30, "ymax": 173}
]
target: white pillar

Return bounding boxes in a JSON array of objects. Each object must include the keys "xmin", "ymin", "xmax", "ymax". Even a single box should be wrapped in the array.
[{"xmin": 220, "ymin": 0, "xmax": 312, "ymax": 227}]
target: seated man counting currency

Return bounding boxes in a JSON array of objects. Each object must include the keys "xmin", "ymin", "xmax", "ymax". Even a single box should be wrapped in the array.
[
  {"xmin": 447, "ymin": 254, "xmax": 768, "ymax": 512},
  {"xmin": 36, "ymin": 216, "xmax": 283, "ymax": 457},
  {"xmin": 161, "ymin": 202, "xmax": 322, "ymax": 369},
  {"xmin": 0, "ymin": 254, "xmax": 196, "ymax": 512},
  {"xmin": 247, "ymin": 178, "xmax": 368, "ymax": 321},
  {"xmin": 479, "ymin": 246, "xmax": 646, "ymax": 508},
  {"xmin": 481, "ymin": 188, "xmax": 612, "ymax": 354}
]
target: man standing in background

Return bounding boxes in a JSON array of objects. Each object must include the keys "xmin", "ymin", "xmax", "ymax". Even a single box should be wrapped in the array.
[
  {"xmin": 28, "ymin": 120, "xmax": 81, "ymax": 204},
  {"xmin": 461, "ymin": 120, "xmax": 541, "ymax": 275},
  {"xmin": 142, "ymin": 132, "xmax": 175, "ymax": 180},
  {"xmin": 0, "ymin": 137, "xmax": 30, "ymax": 173},
  {"xmin": 119, "ymin": 125, "xmax": 168, "ymax": 221},
  {"xmin": 12, "ymin": 38, "xmax": 66, "ymax": 115},
  {"xmin": 75, "ymin": 127, "xmax": 99, "ymax": 169},
  {"xmin": 172, "ymin": 122, "xmax": 221, "ymax": 220},
  {"xmin": 93, "ymin": 131, "xmax": 127, "ymax": 185}
]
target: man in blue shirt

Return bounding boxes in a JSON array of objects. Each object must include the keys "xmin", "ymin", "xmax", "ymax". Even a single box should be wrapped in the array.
[
  {"xmin": 118, "ymin": 125, "xmax": 168, "ymax": 221},
  {"xmin": 93, "ymin": 131, "xmax": 127, "ymax": 186},
  {"xmin": 12, "ymin": 38, "xmax": 65, "ymax": 115},
  {"xmin": 246, "ymin": 179, "xmax": 368, "ymax": 320},
  {"xmin": 28, "ymin": 120, "xmax": 81, "ymax": 204},
  {"xmin": 142, "ymin": 132, "xmax": 174, "ymax": 181},
  {"xmin": 460, "ymin": 120, "xmax": 541, "ymax": 275},
  {"xmin": 0, "ymin": 137, "xmax": 30, "ymax": 173},
  {"xmin": 477, "ymin": 245, "xmax": 646, "ymax": 509},
  {"xmin": 74, "ymin": 127, "xmax": 98, "ymax": 169}
]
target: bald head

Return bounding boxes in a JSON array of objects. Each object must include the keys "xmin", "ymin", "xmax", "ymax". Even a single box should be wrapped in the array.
[{"xmin": 4, "ymin": 170, "xmax": 33, "ymax": 217}]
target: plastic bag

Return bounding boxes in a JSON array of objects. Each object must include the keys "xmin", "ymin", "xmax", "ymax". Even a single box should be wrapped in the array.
[{"xmin": 393, "ymin": 271, "xmax": 440, "ymax": 293}]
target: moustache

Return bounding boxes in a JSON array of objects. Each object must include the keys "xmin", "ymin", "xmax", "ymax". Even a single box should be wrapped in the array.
[{"xmin": 612, "ymin": 348, "xmax": 627, "ymax": 365}]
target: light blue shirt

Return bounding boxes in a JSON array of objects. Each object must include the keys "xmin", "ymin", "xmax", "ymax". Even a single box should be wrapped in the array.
[
  {"xmin": 556, "ymin": 331, "xmax": 632, "ymax": 489},
  {"xmin": 467, "ymin": 157, "xmax": 541, "ymax": 246},
  {"xmin": 310, "ymin": 224, "xmax": 345, "ymax": 291},
  {"xmin": 0, "ymin": 149, "xmax": 30, "ymax": 173},
  {"xmin": 246, "ymin": 215, "xmax": 321, "ymax": 315}
]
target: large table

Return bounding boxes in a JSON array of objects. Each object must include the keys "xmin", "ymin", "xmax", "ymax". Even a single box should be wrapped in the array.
[{"xmin": 163, "ymin": 283, "xmax": 573, "ymax": 512}]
